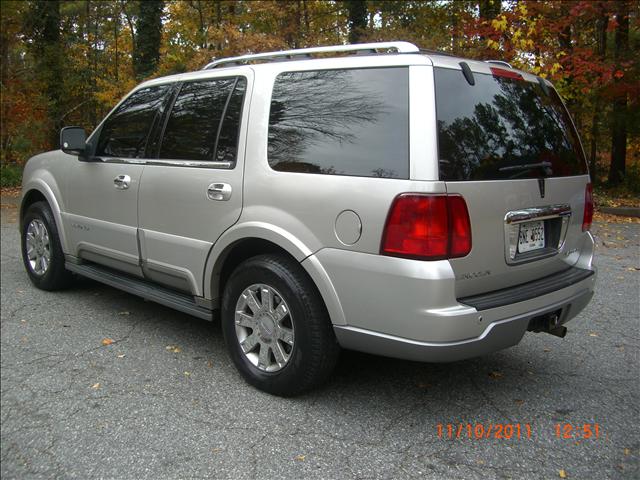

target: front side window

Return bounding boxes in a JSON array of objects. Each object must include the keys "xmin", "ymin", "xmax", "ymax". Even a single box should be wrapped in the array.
[
  {"xmin": 159, "ymin": 77, "xmax": 246, "ymax": 162},
  {"xmin": 96, "ymin": 85, "xmax": 170, "ymax": 158},
  {"xmin": 268, "ymin": 67, "xmax": 409, "ymax": 179}
]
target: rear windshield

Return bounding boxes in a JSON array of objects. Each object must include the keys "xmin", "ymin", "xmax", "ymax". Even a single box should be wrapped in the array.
[{"xmin": 435, "ymin": 67, "xmax": 587, "ymax": 181}]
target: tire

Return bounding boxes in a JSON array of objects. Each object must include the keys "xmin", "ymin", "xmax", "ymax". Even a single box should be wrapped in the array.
[
  {"xmin": 21, "ymin": 201, "xmax": 73, "ymax": 291},
  {"xmin": 221, "ymin": 254, "xmax": 340, "ymax": 396}
]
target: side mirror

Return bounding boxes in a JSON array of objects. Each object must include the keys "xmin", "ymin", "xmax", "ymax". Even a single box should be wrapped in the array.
[{"xmin": 60, "ymin": 126, "xmax": 87, "ymax": 156}]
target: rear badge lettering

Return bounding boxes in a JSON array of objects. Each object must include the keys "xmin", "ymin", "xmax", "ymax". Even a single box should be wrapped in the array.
[{"xmin": 459, "ymin": 270, "xmax": 491, "ymax": 281}]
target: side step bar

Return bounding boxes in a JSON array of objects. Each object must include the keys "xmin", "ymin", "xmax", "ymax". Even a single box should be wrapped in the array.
[{"xmin": 65, "ymin": 262, "xmax": 213, "ymax": 321}]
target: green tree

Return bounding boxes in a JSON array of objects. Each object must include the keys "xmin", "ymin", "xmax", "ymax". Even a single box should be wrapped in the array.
[{"xmin": 133, "ymin": 0, "xmax": 163, "ymax": 80}]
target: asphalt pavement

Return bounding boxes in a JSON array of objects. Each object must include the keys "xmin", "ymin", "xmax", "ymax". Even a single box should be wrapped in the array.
[{"xmin": 1, "ymin": 204, "xmax": 639, "ymax": 479}]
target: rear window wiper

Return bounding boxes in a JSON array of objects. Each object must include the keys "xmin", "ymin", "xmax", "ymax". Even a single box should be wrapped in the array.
[{"xmin": 499, "ymin": 161, "xmax": 553, "ymax": 173}]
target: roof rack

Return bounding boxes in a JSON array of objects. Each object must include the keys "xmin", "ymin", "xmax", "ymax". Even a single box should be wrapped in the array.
[
  {"xmin": 485, "ymin": 60, "xmax": 513, "ymax": 68},
  {"xmin": 419, "ymin": 48, "xmax": 455, "ymax": 57},
  {"xmin": 202, "ymin": 41, "xmax": 420, "ymax": 69}
]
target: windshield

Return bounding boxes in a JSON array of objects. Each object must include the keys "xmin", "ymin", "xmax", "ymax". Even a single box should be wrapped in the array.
[{"xmin": 435, "ymin": 67, "xmax": 587, "ymax": 181}]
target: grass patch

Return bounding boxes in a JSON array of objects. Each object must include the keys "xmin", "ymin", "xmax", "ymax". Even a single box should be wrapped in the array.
[{"xmin": 0, "ymin": 164, "xmax": 23, "ymax": 188}]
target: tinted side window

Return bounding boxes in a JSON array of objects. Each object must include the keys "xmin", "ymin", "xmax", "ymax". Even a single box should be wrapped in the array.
[
  {"xmin": 159, "ymin": 78, "xmax": 236, "ymax": 161},
  {"xmin": 268, "ymin": 68, "xmax": 409, "ymax": 179},
  {"xmin": 96, "ymin": 85, "xmax": 170, "ymax": 158},
  {"xmin": 215, "ymin": 78, "xmax": 246, "ymax": 163}
]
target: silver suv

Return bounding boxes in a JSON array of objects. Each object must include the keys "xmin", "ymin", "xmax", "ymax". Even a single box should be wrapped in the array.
[{"xmin": 20, "ymin": 42, "xmax": 596, "ymax": 396}]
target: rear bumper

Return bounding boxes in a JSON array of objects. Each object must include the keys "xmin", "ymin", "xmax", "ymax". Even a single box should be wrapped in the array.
[
  {"xmin": 333, "ymin": 286, "xmax": 593, "ymax": 362},
  {"xmin": 309, "ymin": 232, "xmax": 596, "ymax": 362}
]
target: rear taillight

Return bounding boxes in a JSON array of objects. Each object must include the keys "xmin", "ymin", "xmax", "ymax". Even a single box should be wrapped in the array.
[
  {"xmin": 381, "ymin": 194, "xmax": 472, "ymax": 260},
  {"xmin": 582, "ymin": 183, "xmax": 593, "ymax": 232}
]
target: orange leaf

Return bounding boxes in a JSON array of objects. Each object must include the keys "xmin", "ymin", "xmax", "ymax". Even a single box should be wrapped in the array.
[{"xmin": 101, "ymin": 338, "xmax": 114, "ymax": 346}]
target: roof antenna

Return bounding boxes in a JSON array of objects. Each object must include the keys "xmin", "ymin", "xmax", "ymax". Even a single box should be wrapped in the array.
[{"xmin": 459, "ymin": 62, "xmax": 475, "ymax": 86}]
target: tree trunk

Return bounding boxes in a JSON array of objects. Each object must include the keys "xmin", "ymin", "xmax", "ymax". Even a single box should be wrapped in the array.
[
  {"xmin": 609, "ymin": 1, "xmax": 629, "ymax": 186},
  {"xmin": 32, "ymin": 0, "xmax": 63, "ymax": 148},
  {"xmin": 479, "ymin": 0, "xmax": 500, "ymax": 20},
  {"xmin": 345, "ymin": 0, "xmax": 368, "ymax": 44},
  {"xmin": 589, "ymin": 6, "xmax": 608, "ymax": 183},
  {"xmin": 133, "ymin": 0, "xmax": 163, "ymax": 80}
]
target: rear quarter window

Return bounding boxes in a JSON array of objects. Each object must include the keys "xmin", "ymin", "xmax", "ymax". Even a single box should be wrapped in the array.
[
  {"xmin": 268, "ymin": 67, "xmax": 409, "ymax": 179},
  {"xmin": 435, "ymin": 67, "xmax": 587, "ymax": 181}
]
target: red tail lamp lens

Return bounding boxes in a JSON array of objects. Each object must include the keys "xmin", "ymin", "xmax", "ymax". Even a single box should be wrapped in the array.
[{"xmin": 381, "ymin": 194, "xmax": 472, "ymax": 260}]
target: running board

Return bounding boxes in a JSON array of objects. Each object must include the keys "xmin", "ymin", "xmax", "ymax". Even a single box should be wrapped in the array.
[{"xmin": 65, "ymin": 262, "xmax": 213, "ymax": 321}]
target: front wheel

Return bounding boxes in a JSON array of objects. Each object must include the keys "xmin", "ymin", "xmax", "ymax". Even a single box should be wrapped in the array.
[
  {"xmin": 21, "ymin": 201, "xmax": 73, "ymax": 291},
  {"xmin": 221, "ymin": 254, "xmax": 339, "ymax": 396}
]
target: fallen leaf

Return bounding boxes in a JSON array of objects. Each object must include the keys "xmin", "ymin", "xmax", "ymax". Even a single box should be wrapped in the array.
[
  {"xmin": 488, "ymin": 371, "xmax": 503, "ymax": 379},
  {"xmin": 166, "ymin": 345, "xmax": 181, "ymax": 353},
  {"xmin": 589, "ymin": 333, "xmax": 598, "ymax": 337},
  {"xmin": 295, "ymin": 454, "xmax": 306, "ymax": 461},
  {"xmin": 624, "ymin": 448, "xmax": 630, "ymax": 455},
  {"xmin": 184, "ymin": 371, "xmax": 191, "ymax": 376},
  {"xmin": 212, "ymin": 447, "xmax": 222, "ymax": 453},
  {"xmin": 559, "ymin": 469, "xmax": 567, "ymax": 478},
  {"xmin": 544, "ymin": 348, "xmax": 551, "ymax": 352},
  {"xmin": 514, "ymin": 399, "xmax": 524, "ymax": 406},
  {"xmin": 417, "ymin": 382, "xmax": 431, "ymax": 389},
  {"xmin": 207, "ymin": 360, "xmax": 213, "ymax": 369},
  {"xmin": 101, "ymin": 338, "xmax": 114, "ymax": 346},
  {"xmin": 91, "ymin": 383, "xmax": 101, "ymax": 389},
  {"xmin": 118, "ymin": 311, "xmax": 130, "ymax": 316},
  {"xmin": 116, "ymin": 353, "xmax": 126, "ymax": 358}
]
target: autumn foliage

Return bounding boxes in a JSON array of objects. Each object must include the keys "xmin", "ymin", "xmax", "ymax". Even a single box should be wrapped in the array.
[{"xmin": 1, "ymin": 0, "xmax": 638, "ymax": 188}]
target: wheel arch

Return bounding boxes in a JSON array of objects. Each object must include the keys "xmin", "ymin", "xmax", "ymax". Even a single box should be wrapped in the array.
[
  {"xmin": 20, "ymin": 181, "xmax": 69, "ymax": 254},
  {"xmin": 204, "ymin": 223, "xmax": 346, "ymax": 326}
]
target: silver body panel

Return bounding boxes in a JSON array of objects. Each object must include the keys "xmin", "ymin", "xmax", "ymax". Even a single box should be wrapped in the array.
[{"xmin": 20, "ymin": 45, "xmax": 596, "ymax": 362}]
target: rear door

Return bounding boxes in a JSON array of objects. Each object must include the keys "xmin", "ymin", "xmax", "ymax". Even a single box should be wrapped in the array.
[
  {"xmin": 433, "ymin": 64, "xmax": 591, "ymax": 297},
  {"xmin": 137, "ymin": 73, "xmax": 251, "ymax": 296}
]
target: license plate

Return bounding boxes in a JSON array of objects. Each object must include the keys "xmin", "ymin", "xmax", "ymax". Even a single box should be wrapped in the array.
[{"xmin": 518, "ymin": 221, "xmax": 545, "ymax": 253}]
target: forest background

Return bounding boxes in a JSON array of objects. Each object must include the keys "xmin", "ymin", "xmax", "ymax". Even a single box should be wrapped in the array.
[{"xmin": 0, "ymin": 0, "xmax": 638, "ymax": 196}]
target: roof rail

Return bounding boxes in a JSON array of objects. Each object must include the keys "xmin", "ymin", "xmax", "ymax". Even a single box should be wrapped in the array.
[
  {"xmin": 485, "ymin": 60, "xmax": 513, "ymax": 68},
  {"xmin": 419, "ymin": 48, "xmax": 455, "ymax": 57},
  {"xmin": 202, "ymin": 41, "xmax": 420, "ymax": 70}
]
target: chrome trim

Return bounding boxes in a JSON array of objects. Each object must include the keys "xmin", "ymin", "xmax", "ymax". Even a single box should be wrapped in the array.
[
  {"xmin": 504, "ymin": 204, "xmax": 572, "ymax": 264},
  {"xmin": 203, "ymin": 41, "xmax": 420, "ymax": 69},
  {"xmin": 504, "ymin": 204, "xmax": 571, "ymax": 224},
  {"xmin": 147, "ymin": 159, "xmax": 233, "ymax": 169},
  {"xmin": 207, "ymin": 182, "xmax": 233, "ymax": 201},
  {"xmin": 113, "ymin": 174, "xmax": 131, "ymax": 190},
  {"xmin": 93, "ymin": 156, "xmax": 233, "ymax": 169}
]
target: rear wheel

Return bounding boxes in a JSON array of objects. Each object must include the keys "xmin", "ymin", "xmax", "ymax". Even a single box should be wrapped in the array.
[
  {"xmin": 221, "ymin": 254, "xmax": 339, "ymax": 396},
  {"xmin": 21, "ymin": 201, "xmax": 73, "ymax": 291}
]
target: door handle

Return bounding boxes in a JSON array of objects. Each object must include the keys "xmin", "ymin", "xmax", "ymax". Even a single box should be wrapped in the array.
[
  {"xmin": 207, "ymin": 183, "xmax": 232, "ymax": 201},
  {"xmin": 113, "ymin": 174, "xmax": 131, "ymax": 190}
]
